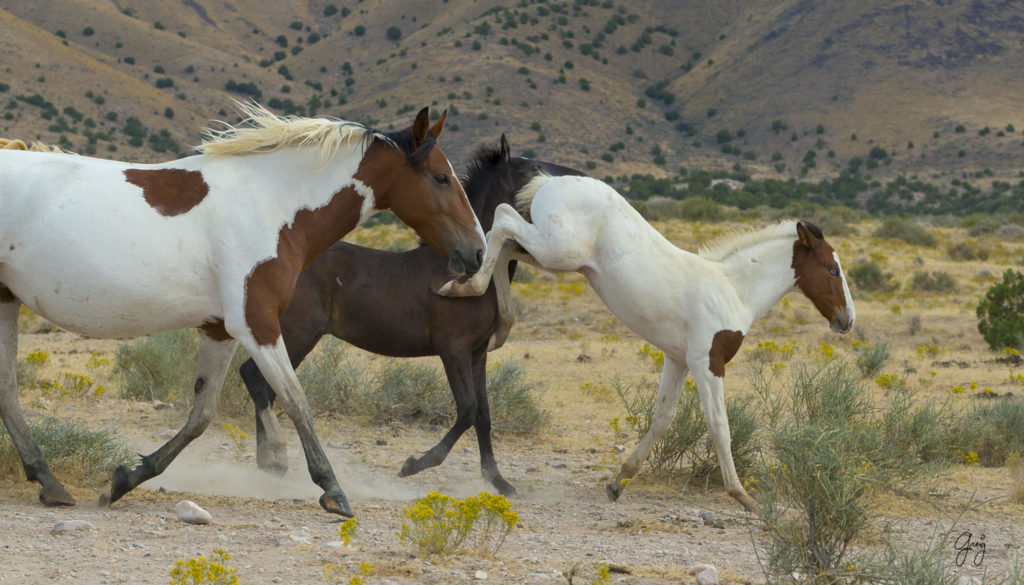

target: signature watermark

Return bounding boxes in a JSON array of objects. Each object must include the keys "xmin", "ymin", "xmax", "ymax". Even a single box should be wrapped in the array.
[{"xmin": 953, "ymin": 531, "xmax": 986, "ymax": 568}]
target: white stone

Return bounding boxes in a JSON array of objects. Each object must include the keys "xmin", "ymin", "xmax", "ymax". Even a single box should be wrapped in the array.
[
  {"xmin": 50, "ymin": 520, "xmax": 95, "ymax": 534},
  {"xmin": 474, "ymin": 570, "xmax": 488, "ymax": 580},
  {"xmin": 696, "ymin": 566, "xmax": 719, "ymax": 585},
  {"xmin": 276, "ymin": 527, "xmax": 312, "ymax": 546},
  {"xmin": 322, "ymin": 541, "xmax": 345, "ymax": 551},
  {"xmin": 174, "ymin": 500, "xmax": 212, "ymax": 525}
]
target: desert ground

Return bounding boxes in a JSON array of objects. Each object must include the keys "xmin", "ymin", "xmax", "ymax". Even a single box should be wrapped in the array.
[{"xmin": 1, "ymin": 218, "xmax": 1022, "ymax": 584}]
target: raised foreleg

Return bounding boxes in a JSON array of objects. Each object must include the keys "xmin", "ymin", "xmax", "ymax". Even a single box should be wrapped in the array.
[
  {"xmin": 103, "ymin": 331, "xmax": 238, "ymax": 506},
  {"xmin": 0, "ymin": 294, "xmax": 75, "ymax": 506},
  {"xmin": 607, "ymin": 356, "xmax": 688, "ymax": 501},
  {"xmin": 439, "ymin": 200, "xmax": 592, "ymax": 298}
]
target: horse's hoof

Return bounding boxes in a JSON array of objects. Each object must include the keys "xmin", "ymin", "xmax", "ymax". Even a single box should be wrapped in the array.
[
  {"xmin": 605, "ymin": 480, "xmax": 623, "ymax": 502},
  {"xmin": 493, "ymin": 478, "xmax": 517, "ymax": 497},
  {"xmin": 319, "ymin": 493, "xmax": 353, "ymax": 518},
  {"xmin": 257, "ymin": 457, "xmax": 289, "ymax": 478},
  {"xmin": 106, "ymin": 464, "xmax": 133, "ymax": 504},
  {"xmin": 398, "ymin": 456, "xmax": 420, "ymax": 478},
  {"xmin": 39, "ymin": 483, "xmax": 76, "ymax": 507}
]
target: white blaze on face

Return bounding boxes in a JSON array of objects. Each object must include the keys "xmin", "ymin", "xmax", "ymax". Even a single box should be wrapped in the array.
[{"xmin": 833, "ymin": 251, "xmax": 855, "ymax": 325}]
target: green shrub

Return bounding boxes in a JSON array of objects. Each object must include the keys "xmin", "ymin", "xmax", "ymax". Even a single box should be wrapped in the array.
[
  {"xmin": 115, "ymin": 330, "xmax": 198, "ymax": 403},
  {"xmin": 971, "ymin": 397, "xmax": 1024, "ymax": 466},
  {"xmin": 847, "ymin": 260, "xmax": 899, "ymax": 293},
  {"xmin": 615, "ymin": 379, "xmax": 760, "ymax": 478},
  {"xmin": 486, "ymin": 360, "xmax": 548, "ymax": 434},
  {"xmin": 114, "ymin": 330, "xmax": 250, "ymax": 414},
  {"xmin": 977, "ymin": 269, "xmax": 1024, "ymax": 350},
  {"xmin": 296, "ymin": 338, "xmax": 363, "ymax": 414},
  {"xmin": 853, "ymin": 342, "xmax": 888, "ymax": 378},
  {"xmin": 873, "ymin": 218, "xmax": 937, "ymax": 247},
  {"xmin": 356, "ymin": 361, "xmax": 452, "ymax": 425},
  {"xmin": 752, "ymin": 363, "xmax": 887, "ymax": 582},
  {"xmin": 910, "ymin": 270, "xmax": 957, "ymax": 293},
  {"xmin": 0, "ymin": 416, "xmax": 133, "ymax": 484}
]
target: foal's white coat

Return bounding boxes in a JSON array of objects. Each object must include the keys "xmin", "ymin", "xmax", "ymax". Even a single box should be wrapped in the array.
[{"xmin": 441, "ymin": 175, "xmax": 855, "ymax": 510}]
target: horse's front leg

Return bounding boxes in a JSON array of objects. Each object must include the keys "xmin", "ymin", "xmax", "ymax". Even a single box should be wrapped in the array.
[
  {"xmin": 242, "ymin": 336, "xmax": 351, "ymax": 517},
  {"xmin": 103, "ymin": 331, "xmax": 237, "ymax": 506},
  {"xmin": 469, "ymin": 347, "xmax": 515, "ymax": 496},
  {"xmin": 690, "ymin": 353, "xmax": 756, "ymax": 512},
  {"xmin": 438, "ymin": 204, "xmax": 524, "ymax": 298},
  {"xmin": 0, "ymin": 295, "xmax": 75, "ymax": 506},
  {"xmin": 607, "ymin": 356, "xmax": 688, "ymax": 501},
  {"xmin": 399, "ymin": 348, "xmax": 478, "ymax": 477}
]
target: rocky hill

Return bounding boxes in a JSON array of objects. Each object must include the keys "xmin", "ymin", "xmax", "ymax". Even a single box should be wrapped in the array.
[{"xmin": 0, "ymin": 0, "xmax": 1021, "ymax": 188}]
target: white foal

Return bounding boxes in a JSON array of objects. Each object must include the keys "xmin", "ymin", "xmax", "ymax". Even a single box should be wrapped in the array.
[{"xmin": 440, "ymin": 175, "xmax": 854, "ymax": 511}]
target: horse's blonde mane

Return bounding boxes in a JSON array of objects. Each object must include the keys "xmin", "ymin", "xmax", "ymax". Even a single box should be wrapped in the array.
[
  {"xmin": 512, "ymin": 174, "xmax": 555, "ymax": 221},
  {"xmin": 196, "ymin": 100, "xmax": 386, "ymax": 166},
  {"xmin": 0, "ymin": 138, "xmax": 64, "ymax": 153},
  {"xmin": 698, "ymin": 220, "xmax": 799, "ymax": 261}
]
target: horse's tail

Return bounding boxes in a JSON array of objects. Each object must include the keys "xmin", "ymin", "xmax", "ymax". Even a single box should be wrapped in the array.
[{"xmin": 513, "ymin": 173, "xmax": 556, "ymax": 222}]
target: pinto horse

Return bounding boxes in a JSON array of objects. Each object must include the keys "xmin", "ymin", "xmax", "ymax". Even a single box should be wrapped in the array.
[
  {"xmin": 0, "ymin": 101, "xmax": 484, "ymax": 517},
  {"xmin": 239, "ymin": 136, "xmax": 583, "ymax": 496},
  {"xmin": 440, "ymin": 175, "xmax": 855, "ymax": 511}
]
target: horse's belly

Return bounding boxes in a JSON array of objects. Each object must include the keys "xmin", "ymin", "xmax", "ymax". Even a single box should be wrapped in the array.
[{"xmin": 1, "ymin": 252, "xmax": 220, "ymax": 338}]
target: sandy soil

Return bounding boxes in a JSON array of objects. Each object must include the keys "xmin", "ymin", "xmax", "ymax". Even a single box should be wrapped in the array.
[{"xmin": 3, "ymin": 219, "xmax": 1024, "ymax": 584}]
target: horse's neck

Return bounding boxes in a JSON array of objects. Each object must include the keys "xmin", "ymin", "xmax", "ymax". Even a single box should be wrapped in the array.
[{"xmin": 717, "ymin": 236, "xmax": 797, "ymax": 321}]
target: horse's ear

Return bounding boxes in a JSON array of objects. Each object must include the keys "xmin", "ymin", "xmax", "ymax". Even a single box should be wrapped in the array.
[
  {"xmin": 796, "ymin": 221, "xmax": 818, "ymax": 248},
  {"xmin": 412, "ymin": 107, "xmax": 431, "ymax": 147},
  {"xmin": 499, "ymin": 134, "xmax": 511, "ymax": 161},
  {"xmin": 429, "ymin": 110, "xmax": 447, "ymax": 139}
]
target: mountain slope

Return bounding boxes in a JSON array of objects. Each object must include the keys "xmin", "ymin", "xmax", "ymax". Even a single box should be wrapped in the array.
[{"xmin": 0, "ymin": 0, "xmax": 1021, "ymax": 187}]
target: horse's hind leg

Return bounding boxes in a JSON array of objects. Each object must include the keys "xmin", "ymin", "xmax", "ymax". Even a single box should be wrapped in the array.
[
  {"xmin": 0, "ymin": 295, "xmax": 75, "ymax": 506},
  {"xmin": 607, "ymin": 356, "xmax": 688, "ymax": 501},
  {"xmin": 239, "ymin": 358, "xmax": 288, "ymax": 476},
  {"xmin": 243, "ymin": 337, "xmax": 350, "ymax": 517},
  {"xmin": 103, "ymin": 331, "xmax": 237, "ymax": 506}
]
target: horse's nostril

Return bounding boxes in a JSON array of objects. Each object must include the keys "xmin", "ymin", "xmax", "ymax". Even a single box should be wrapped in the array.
[{"xmin": 475, "ymin": 248, "xmax": 484, "ymax": 266}]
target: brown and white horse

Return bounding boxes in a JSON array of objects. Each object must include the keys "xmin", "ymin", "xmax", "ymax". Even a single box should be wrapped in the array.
[
  {"xmin": 440, "ymin": 175, "xmax": 854, "ymax": 511},
  {"xmin": 0, "ymin": 101, "xmax": 484, "ymax": 517}
]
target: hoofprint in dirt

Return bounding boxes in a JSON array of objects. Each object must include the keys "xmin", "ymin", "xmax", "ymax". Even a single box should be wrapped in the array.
[{"xmin": 1, "ymin": 391, "xmax": 1021, "ymax": 585}]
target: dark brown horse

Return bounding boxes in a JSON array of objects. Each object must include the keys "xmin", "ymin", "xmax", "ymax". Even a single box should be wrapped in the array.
[{"xmin": 239, "ymin": 136, "xmax": 583, "ymax": 495}]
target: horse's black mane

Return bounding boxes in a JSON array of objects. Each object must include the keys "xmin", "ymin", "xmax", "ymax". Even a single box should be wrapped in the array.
[
  {"xmin": 462, "ymin": 144, "xmax": 505, "ymax": 190},
  {"xmin": 381, "ymin": 126, "xmax": 437, "ymax": 170}
]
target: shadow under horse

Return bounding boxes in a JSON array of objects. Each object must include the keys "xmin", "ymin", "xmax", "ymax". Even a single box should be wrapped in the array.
[{"xmin": 239, "ymin": 136, "xmax": 582, "ymax": 495}]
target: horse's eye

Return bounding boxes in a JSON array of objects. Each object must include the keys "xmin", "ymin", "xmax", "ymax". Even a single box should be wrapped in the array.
[
  {"xmin": 829, "ymin": 267, "xmax": 839, "ymax": 276},
  {"xmin": 434, "ymin": 173, "xmax": 449, "ymax": 185}
]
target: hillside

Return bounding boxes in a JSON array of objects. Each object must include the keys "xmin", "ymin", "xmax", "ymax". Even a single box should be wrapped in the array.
[{"xmin": 0, "ymin": 0, "xmax": 1022, "ymax": 199}]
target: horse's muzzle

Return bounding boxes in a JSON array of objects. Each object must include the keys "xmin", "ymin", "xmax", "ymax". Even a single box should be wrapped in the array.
[
  {"xmin": 831, "ymin": 309, "xmax": 854, "ymax": 334},
  {"xmin": 448, "ymin": 245, "xmax": 484, "ymax": 276}
]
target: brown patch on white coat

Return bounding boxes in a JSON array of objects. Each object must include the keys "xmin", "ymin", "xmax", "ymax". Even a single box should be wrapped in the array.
[{"xmin": 124, "ymin": 168, "xmax": 210, "ymax": 217}]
